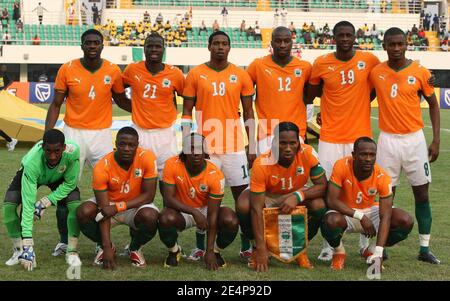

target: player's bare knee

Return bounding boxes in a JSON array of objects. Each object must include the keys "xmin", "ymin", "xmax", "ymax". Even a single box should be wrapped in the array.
[
  {"xmin": 399, "ymin": 213, "xmax": 414, "ymax": 231},
  {"xmin": 323, "ymin": 212, "xmax": 344, "ymax": 229},
  {"xmin": 76, "ymin": 202, "xmax": 97, "ymax": 223},
  {"xmin": 136, "ymin": 207, "xmax": 159, "ymax": 227},
  {"xmin": 236, "ymin": 189, "xmax": 250, "ymax": 214},
  {"xmin": 412, "ymin": 185, "xmax": 429, "ymax": 203},
  {"xmin": 219, "ymin": 207, "xmax": 239, "ymax": 230},
  {"xmin": 158, "ymin": 208, "xmax": 178, "ymax": 228},
  {"xmin": 307, "ymin": 197, "xmax": 326, "ymax": 211},
  {"xmin": 4, "ymin": 191, "xmax": 21, "ymax": 205}
]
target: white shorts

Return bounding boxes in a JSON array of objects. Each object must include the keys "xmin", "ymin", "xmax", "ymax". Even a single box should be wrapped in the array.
[
  {"xmin": 326, "ymin": 206, "xmax": 380, "ymax": 234},
  {"xmin": 64, "ymin": 125, "xmax": 113, "ymax": 177},
  {"xmin": 133, "ymin": 125, "xmax": 178, "ymax": 178},
  {"xmin": 181, "ymin": 206, "xmax": 208, "ymax": 230},
  {"xmin": 257, "ymin": 135, "xmax": 305, "ymax": 156},
  {"xmin": 86, "ymin": 197, "xmax": 159, "ymax": 230},
  {"xmin": 306, "ymin": 104, "xmax": 314, "ymax": 122},
  {"xmin": 377, "ymin": 130, "xmax": 431, "ymax": 186},
  {"xmin": 210, "ymin": 151, "xmax": 249, "ymax": 187},
  {"xmin": 318, "ymin": 140, "xmax": 354, "ymax": 179}
]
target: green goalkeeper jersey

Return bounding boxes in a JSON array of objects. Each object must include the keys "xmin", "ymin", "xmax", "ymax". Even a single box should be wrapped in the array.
[{"xmin": 20, "ymin": 140, "xmax": 80, "ymax": 238}]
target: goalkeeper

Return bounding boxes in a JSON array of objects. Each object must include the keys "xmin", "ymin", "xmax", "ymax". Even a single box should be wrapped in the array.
[{"xmin": 3, "ymin": 129, "xmax": 82, "ymax": 271}]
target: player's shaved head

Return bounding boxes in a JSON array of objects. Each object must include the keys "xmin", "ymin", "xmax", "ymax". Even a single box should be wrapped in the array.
[
  {"xmin": 383, "ymin": 27, "xmax": 406, "ymax": 43},
  {"xmin": 333, "ymin": 21, "xmax": 355, "ymax": 35},
  {"xmin": 81, "ymin": 29, "xmax": 103, "ymax": 43},
  {"xmin": 272, "ymin": 26, "xmax": 291, "ymax": 39},
  {"xmin": 117, "ymin": 126, "xmax": 139, "ymax": 139},
  {"xmin": 208, "ymin": 31, "xmax": 230, "ymax": 46},
  {"xmin": 353, "ymin": 136, "xmax": 376, "ymax": 153},
  {"xmin": 43, "ymin": 129, "xmax": 65, "ymax": 146}
]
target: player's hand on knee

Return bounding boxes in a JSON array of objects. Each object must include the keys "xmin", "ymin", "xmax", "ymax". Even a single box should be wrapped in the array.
[
  {"xmin": 360, "ymin": 216, "xmax": 376, "ymax": 238},
  {"xmin": 205, "ymin": 250, "xmax": 218, "ymax": 271},
  {"xmin": 193, "ymin": 211, "xmax": 208, "ymax": 231},
  {"xmin": 280, "ymin": 195, "xmax": 297, "ymax": 214},
  {"xmin": 34, "ymin": 196, "xmax": 52, "ymax": 220},
  {"xmin": 100, "ymin": 205, "xmax": 118, "ymax": 220},
  {"xmin": 18, "ymin": 238, "xmax": 36, "ymax": 271}
]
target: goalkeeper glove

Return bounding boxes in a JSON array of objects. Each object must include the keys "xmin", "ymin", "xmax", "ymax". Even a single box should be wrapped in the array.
[
  {"xmin": 18, "ymin": 238, "xmax": 36, "ymax": 271},
  {"xmin": 34, "ymin": 196, "xmax": 52, "ymax": 220}
]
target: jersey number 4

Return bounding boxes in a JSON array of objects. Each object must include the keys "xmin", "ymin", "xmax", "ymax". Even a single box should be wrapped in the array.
[{"xmin": 88, "ymin": 85, "xmax": 96, "ymax": 100}]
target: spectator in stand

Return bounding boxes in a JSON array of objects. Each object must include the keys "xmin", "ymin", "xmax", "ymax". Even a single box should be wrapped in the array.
[
  {"xmin": 273, "ymin": 8, "xmax": 280, "ymax": 28},
  {"xmin": 424, "ymin": 14, "xmax": 431, "ymax": 31},
  {"xmin": 246, "ymin": 26, "xmax": 255, "ymax": 38},
  {"xmin": 164, "ymin": 20, "xmax": 171, "ymax": 31},
  {"xmin": 92, "ymin": 3, "xmax": 100, "ymax": 25},
  {"xmin": 240, "ymin": 20, "xmax": 246, "ymax": 33},
  {"xmin": 16, "ymin": 18, "xmax": 23, "ymax": 33},
  {"xmin": 411, "ymin": 24, "xmax": 418, "ymax": 35},
  {"xmin": 13, "ymin": 1, "xmax": 20, "ymax": 23},
  {"xmin": 381, "ymin": 0, "xmax": 387, "ymax": 13},
  {"xmin": 156, "ymin": 12, "xmax": 163, "ymax": 25},
  {"xmin": 418, "ymin": 26, "xmax": 425, "ymax": 38},
  {"xmin": 2, "ymin": 30, "xmax": 11, "ymax": 44},
  {"xmin": 356, "ymin": 27, "xmax": 364, "ymax": 39},
  {"xmin": 302, "ymin": 22, "xmax": 309, "ymax": 33},
  {"xmin": 1, "ymin": 8, "xmax": 9, "ymax": 29},
  {"xmin": 370, "ymin": 24, "xmax": 379, "ymax": 39},
  {"xmin": 144, "ymin": 11, "xmax": 150, "ymax": 23},
  {"xmin": 220, "ymin": 7, "xmax": 228, "ymax": 28},
  {"xmin": 441, "ymin": 36, "xmax": 448, "ymax": 51},
  {"xmin": 281, "ymin": 7, "xmax": 287, "ymax": 27},
  {"xmin": 289, "ymin": 21, "xmax": 296, "ymax": 34},
  {"xmin": 303, "ymin": 30, "xmax": 311, "ymax": 46},
  {"xmin": 212, "ymin": 19, "xmax": 220, "ymax": 32},
  {"xmin": 323, "ymin": 23, "xmax": 330, "ymax": 35},
  {"xmin": 432, "ymin": 14, "xmax": 439, "ymax": 32},
  {"xmin": 109, "ymin": 35, "xmax": 119, "ymax": 46},
  {"xmin": 32, "ymin": 34, "xmax": 40, "ymax": 45},
  {"xmin": 255, "ymin": 25, "xmax": 262, "ymax": 41},
  {"xmin": 309, "ymin": 22, "xmax": 316, "ymax": 33},
  {"xmin": 185, "ymin": 20, "xmax": 192, "ymax": 32},
  {"xmin": 199, "ymin": 20, "xmax": 207, "ymax": 34}
]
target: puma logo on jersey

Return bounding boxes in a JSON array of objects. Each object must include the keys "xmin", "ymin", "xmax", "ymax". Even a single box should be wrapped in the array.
[
  {"xmin": 271, "ymin": 175, "xmax": 279, "ymax": 179},
  {"xmin": 378, "ymin": 75, "xmax": 385, "ymax": 80},
  {"xmin": 134, "ymin": 75, "xmax": 141, "ymax": 82},
  {"xmin": 112, "ymin": 178, "xmax": 120, "ymax": 183},
  {"xmin": 346, "ymin": 179, "xmax": 353, "ymax": 186},
  {"xmin": 328, "ymin": 66, "xmax": 336, "ymax": 71},
  {"xmin": 74, "ymin": 78, "xmax": 81, "ymax": 83},
  {"xmin": 264, "ymin": 69, "xmax": 272, "ymax": 75},
  {"xmin": 177, "ymin": 176, "xmax": 184, "ymax": 183},
  {"xmin": 200, "ymin": 75, "xmax": 208, "ymax": 80}
]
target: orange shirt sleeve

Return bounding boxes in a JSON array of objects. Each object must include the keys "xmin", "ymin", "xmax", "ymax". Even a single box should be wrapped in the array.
[
  {"xmin": 240, "ymin": 69, "xmax": 255, "ymax": 97},
  {"xmin": 246, "ymin": 60, "xmax": 258, "ymax": 83},
  {"xmin": 378, "ymin": 171, "xmax": 393, "ymax": 199},
  {"xmin": 419, "ymin": 66, "xmax": 435, "ymax": 97},
  {"xmin": 208, "ymin": 171, "xmax": 225, "ymax": 200},
  {"xmin": 111, "ymin": 65, "xmax": 125, "ymax": 94},
  {"xmin": 173, "ymin": 67, "xmax": 185, "ymax": 95},
  {"xmin": 329, "ymin": 160, "xmax": 344, "ymax": 188},
  {"xmin": 143, "ymin": 151, "xmax": 158, "ymax": 180},
  {"xmin": 162, "ymin": 158, "xmax": 176, "ymax": 185},
  {"xmin": 250, "ymin": 159, "xmax": 266, "ymax": 193},
  {"xmin": 92, "ymin": 162, "xmax": 109, "ymax": 191},
  {"xmin": 54, "ymin": 63, "xmax": 68, "ymax": 93},
  {"xmin": 122, "ymin": 64, "xmax": 134, "ymax": 86},
  {"xmin": 182, "ymin": 68, "xmax": 197, "ymax": 98},
  {"xmin": 309, "ymin": 57, "xmax": 322, "ymax": 85},
  {"xmin": 304, "ymin": 62, "xmax": 312, "ymax": 82}
]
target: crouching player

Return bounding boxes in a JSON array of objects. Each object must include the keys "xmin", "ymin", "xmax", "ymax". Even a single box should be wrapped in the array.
[
  {"xmin": 322, "ymin": 137, "xmax": 414, "ymax": 271},
  {"xmin": 3, "ymin": 129, "xmax": 81, "ymax": 271},
  {"xmin": 237, "ymin": 122, "xmax": 328, "ymax": 272},
  {"xmin": 158, "ymin": 133, "xmax": 239, "ymax": 270},
  {"xmin": 76, "ymin": 127, "xmax": 159, "ymax": 269}
]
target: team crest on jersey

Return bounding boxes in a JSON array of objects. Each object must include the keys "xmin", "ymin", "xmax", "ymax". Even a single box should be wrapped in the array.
[
  {"xmin": 357, "ymin": 61, "xmax": 366, "ymax": 70},
  {"xmin": 296, "ymin": 166, "xmax": 304, "ymax": 175},
  {"xmin": 407, "ymin": 76, "xmax": 416, "ymax": 85},
  {"xmin": 294, "ymin": 68, "xmax": 302, "ymax": 77},
  {"xmin": 368, "ymin": 187, "xmax": 377, "ymax": 196},
  {"xmin": 162, "ymin": 78, "xmax": 171, "ymax": 88},
  {"xmin": 199, "ymin": 183, "xmax": 208, "ymax": 192},
  {"xmin": 229, "ymin": 74, "xmax": 237, "ymax": 83},
  {"xmin": 104, "ymin": 75, "xmax": 111, "ymax": 85},
  {"xmin": 57, "ymin": 165, "xmax": 67, "ymax": 173},
  {"xmin": 134, "ymin": 168, "xmax": 143, "ymax": 178}
]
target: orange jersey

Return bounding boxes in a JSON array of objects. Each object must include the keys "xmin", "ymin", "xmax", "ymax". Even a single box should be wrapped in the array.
[
  {"xmin": 250, "ymin": 144, "xmax": 325, "ymax": 196},
  {"xmin": 162, "ymin": 156, "xmax": 225, "ymax": 208},
  {"xmin": 247, "ymin": 55, "xmax": 312, "ymax": 139},
  {"xmin": 55, "ymin": 59, "xmax": 125, "ymax": 129},
  {"xmin": 369, "ymin": 61, "xmax": 434, "ymax": 134},
  {"xmin": 123, "ymin": 62, "xmax": 185, "ymax": 129},
  {"xmin": 92, "ymin": 148, "xmax": 158, "ymax": 203},
  {"xmin": 183, "ymin": 63, "xmax": 254, "ymax": 153},
  {"xmin": 309, "ymin": 51, "xmax": 380, "ymax": 143},
  {"xmin": 330, "ymin": 156, "xmax": 392, "ymax": 209}
]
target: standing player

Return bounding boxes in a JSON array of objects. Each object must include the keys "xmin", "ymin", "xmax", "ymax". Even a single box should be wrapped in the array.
[
  {"xmin": 123, "ymin": 33, "xmax": 184, "ymax": 194},
  {"xmin": 237, "ymin": 122, "xmax": 328, "ymax": 272},
  {"xmin": 307, "ymin": 21, "xmax": 381, "ymax": 260},
  {"xmin": 369, "ymin": 27, "xmax": 441, "ymax": 264},
  {"xmin": 3, "ymin": 129, "xmax": 82, "ymax": 271},
  {"xmin": 247, "ymin": 26, "xmax": 312, "ymax": 154},
  {"xmin": 322, "ymin": 137, "xmax": 414, "ymax": 271},
  {"xmin": 158, "ymin": 133, "xmax": 238, "ymax": 270},
  {"xmin": 45, "ymin": 29, "xmax": 131, "ymax": 256},
  {"xmin": 76, "ymin": 127, "xmax": 159, "ymax": 269},
  {"xmin": 182, "ymin": 31, "xmax": 256, "ymax": 261}
]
